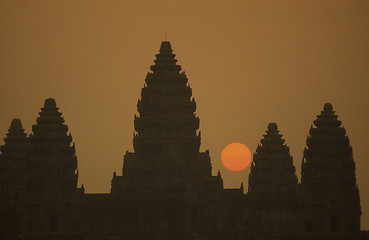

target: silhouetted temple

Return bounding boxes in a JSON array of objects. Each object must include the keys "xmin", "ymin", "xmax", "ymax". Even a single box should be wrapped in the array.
[
  {"xmin": 247, "ymin": 123, "xmax": 299, "ymax": 235},
  {"xmin": 301, "ymin": 103, "xmax": 361, "ymax": 235},
  {"xmin": 0, "ymin": 41, "xmax": 366, "ymax": 240}
]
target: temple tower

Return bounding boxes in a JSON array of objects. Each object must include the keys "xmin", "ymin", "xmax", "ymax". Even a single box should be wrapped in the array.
[
  {"xmin": 301, "ymin": 103, "xmax": 361, "ymax": 235},
  {"xmin": 109, "ymin": 41, "xmax": 224, "ymax": 238},
  {"xmin": 0, "ymin": 119, "xmax": 28, "ymax": 185},
  {"xmin": 113, "ymin": 42, "xmax": 214, "ymax": 191},
  {"xmin": 27, "ymin": 98, "xmax": 77, "ymax": 195},
  {"xmin": 247, "ymin": 123, "xmax": 298, "ymax": 234},
  {"xmin": 22, "ymin": 98, "xmax": 81, "ymax": 237},
  {"xmin": 0, "ymin": 119, "xmax": 28, "ymax": 240},
  {"xmin": 133, "ymin": 41, "xmax": 200, "ymax": 161}
]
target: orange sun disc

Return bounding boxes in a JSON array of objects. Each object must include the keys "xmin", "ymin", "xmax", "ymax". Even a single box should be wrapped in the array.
[{"xmin": 221, "ymin": 142, "xmax": 252, "ymax": 171}]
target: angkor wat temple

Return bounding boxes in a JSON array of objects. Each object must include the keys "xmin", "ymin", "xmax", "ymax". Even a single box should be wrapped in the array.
[{"xmin": 0, "ymin": 41, "xmax": 367, "ymax": 240}]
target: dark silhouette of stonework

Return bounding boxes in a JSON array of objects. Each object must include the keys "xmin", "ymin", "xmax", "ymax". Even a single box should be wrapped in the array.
[
  {"xmin": 0, "ymin": 42, "xmax": 367, "ymax": 240},
  {"xmin": 247, "ymin": 123, "xmax": 299, "ymax": 235},
  {"xmin": 301, "ymin": 103, "xmax": 361, "ymax": 236}
]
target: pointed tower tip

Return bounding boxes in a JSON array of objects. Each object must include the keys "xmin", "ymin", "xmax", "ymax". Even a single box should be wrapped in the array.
[
  {"xmin": 4, "ymin": 118, "xmax": 27, "ymax": 150},
  {"xmin": 323, "ymin": 103, "xmax": 333, "ymax": 112},
  {"xmin": 10, "ymin": 118, "xmax": 23, "ymax": 130},
  {"xmin": 268, "ymin": 122, "xmax": 278, "ymax": 131},
  {"xmin": 160, "ymin": 41, "xmax": 173, "ymax": 52},
  {"xmin": 44, "ymin": 98, "xmax": 57, "ymax": 108}
]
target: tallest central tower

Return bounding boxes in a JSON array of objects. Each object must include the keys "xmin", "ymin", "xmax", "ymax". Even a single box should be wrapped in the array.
[
  {"xmin": 112, "ymin": 41, "xmax": 216, "ymax": 194},
  {"xmin": 110, "ymin": 41, "xmax": 223, "ymax": 236},
  {"xmin": 134, "ymin": 41, "xmax": 200, "ymax": 159}
]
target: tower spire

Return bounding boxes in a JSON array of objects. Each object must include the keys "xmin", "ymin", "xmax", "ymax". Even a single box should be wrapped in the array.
[
  {"xmin": 301, "ymin": 103, "xmax": 361, "ymax": 233},
  {"xmin": 248, "ymin": 123, "xmax": 297, "ymax": 197},
  {"xmin": 1, "ymin": 119, "xmax": 28, "ymax": 156},
  {"xmin": 114, "ymin": 42, "xmax": 215, "ymax": 205},
  {"xmin": 28, "ymin": 98, "xmax": 78, "ymax": 194},
  {"xmin": 0, "ymin": 118, "xmax": 28, "ymax": 177}
]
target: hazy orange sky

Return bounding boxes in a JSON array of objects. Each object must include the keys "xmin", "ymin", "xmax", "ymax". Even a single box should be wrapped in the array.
[{"xmin": 1, "ymin": 0, "xmax": 368, "ymax": 229}]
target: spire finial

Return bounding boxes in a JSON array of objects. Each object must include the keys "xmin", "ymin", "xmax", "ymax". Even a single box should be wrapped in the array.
[
  {"xmin": 10, "ymin": 118, "xmax": 23, "ymax": 130},
  {"xmin": 323, "ymin": 103, "xmax": 333, "ymax": 112},
  {"xmin": 165, "ymin": 28, "xmax": 167, "ymax": 41},
  {"xmin": 44, "ymin": 98, "xmax": 57, "ymax": 108}
]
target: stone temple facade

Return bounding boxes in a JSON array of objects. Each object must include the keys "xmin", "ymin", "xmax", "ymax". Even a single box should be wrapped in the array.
[{"xmin": 0, "ymin": 41, "xmax": 366, "ymax": 240}]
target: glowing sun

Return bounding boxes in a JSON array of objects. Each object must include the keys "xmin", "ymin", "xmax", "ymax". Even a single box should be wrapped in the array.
[{"xmin": 221, "ymin": 143, "xmax": 252, "ymax": 171}]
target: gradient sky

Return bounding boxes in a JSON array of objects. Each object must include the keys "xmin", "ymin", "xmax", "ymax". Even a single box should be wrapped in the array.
[{"xmin": 1, "ymin": 0, "xmax": 368, "ymax": 229}]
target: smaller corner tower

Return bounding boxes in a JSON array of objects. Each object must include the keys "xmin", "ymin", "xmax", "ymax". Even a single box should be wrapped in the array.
[
  {"xmin": 301, "ymin": 103, "xmax": 361, "ymax": 235},
  {"xmin": 247, "ymin": 123, "xmax": 298, "ymax": 234},
  {"xmin": 28, "ymin": 98, "xmax": 78, "ymax": 195},
  {"xmin": 0, "ymin": 119, "xmax": 28, "ymax": 183},
  {"xmin": 249, "ymin": 123, "xmax": 298, "ymax": 198},
  {"xmin": 23, "ymin": 98, "xmax": 80, "ymax": 236},
  {"xmin": 0, "ymin": 119, "xmax": 28, "ymax": 240}
]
